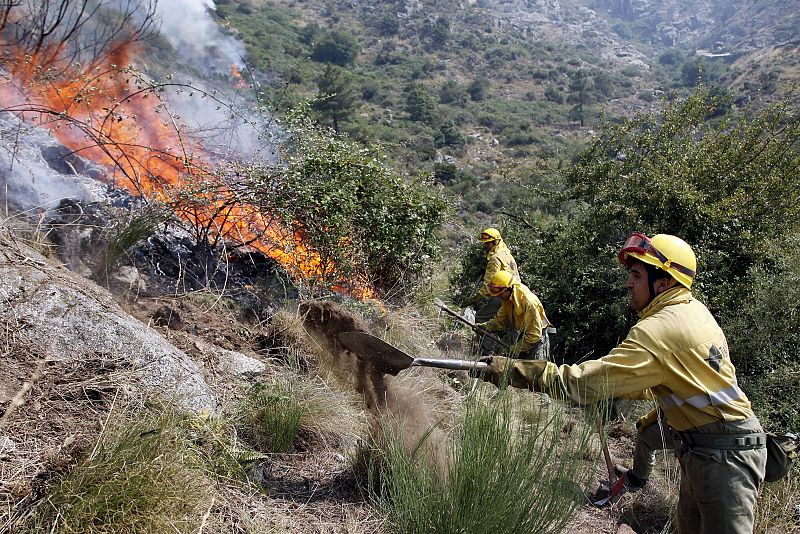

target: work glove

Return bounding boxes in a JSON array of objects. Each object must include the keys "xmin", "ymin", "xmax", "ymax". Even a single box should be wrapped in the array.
[
  {"xmin": 480, "ymin": 357, "xmax": 555, "ymax": 392},
  {"xmin": 636, "ymin": 408, "xmax": 659, "ymax": 433},
  {"xmin": 479, "ymin": 355, "xmax": 510, "ymax": 388},
  {"xmin": 462, "ymin": 306, "xmax": 476, "ymax": 324}
]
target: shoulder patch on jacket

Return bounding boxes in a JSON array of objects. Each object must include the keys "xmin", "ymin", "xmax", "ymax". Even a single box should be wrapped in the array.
[{"xmin": 706, "ymin": 345, "xmax": 723, "ymax": 373}]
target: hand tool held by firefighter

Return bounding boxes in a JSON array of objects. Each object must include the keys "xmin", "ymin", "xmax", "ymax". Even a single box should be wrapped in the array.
[
  {"xmin": 337, "ymin": 331, "xmax": 490, "ymax": 376},
  {"xmin": 433, "ymin": 298, "xmax": 511, "ymax": 349}
]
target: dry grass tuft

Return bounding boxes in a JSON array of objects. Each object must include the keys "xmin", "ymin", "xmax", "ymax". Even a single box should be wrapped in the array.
[
  {"xmin": 756, "ymin": 474, "xmax": 800, "ymax": 533},
  {"xmin": 15, "ymin": 407, "xmax": 216, "ymax": 534}
]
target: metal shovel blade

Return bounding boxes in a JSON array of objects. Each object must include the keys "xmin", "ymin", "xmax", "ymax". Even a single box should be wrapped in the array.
[
  {"xmin": 337, "ymin": 331, "xmax": 489, "ymax": 376},
  {"xmin": 338, "ymin": 331, "xmax": 414, "ymax": 375}
]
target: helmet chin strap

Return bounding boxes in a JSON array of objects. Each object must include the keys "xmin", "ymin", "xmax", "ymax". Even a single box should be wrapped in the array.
[{"xmin": 646, "ymin": 268, "xmax": 658, "ymax": 304}]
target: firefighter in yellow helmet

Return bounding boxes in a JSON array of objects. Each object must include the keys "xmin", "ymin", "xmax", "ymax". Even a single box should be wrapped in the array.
[
  {"xmin": 481, "ymin": 233, "xmax": 766, "ymax": 534},
  {"xmin": 470, "ymin": 228, "xmax": 522, "ymax": 326},
  {"xmin": 474, "ymin": 270, "xmax": 552, "ymax": 360},
  {"xmin": 478, "ymin": 228, "xmax": 520, "ymax": 299}
]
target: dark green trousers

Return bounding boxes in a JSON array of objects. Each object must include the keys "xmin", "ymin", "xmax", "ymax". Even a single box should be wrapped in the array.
[{"xmin": 674, "ymin": 418, "xmax": 766, "ymax": 534}]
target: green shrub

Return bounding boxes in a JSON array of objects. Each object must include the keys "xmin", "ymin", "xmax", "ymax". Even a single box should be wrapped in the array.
[
  {"xmin": 439, "ymin": 80, "xmax": 468, "ymax": 105},
  {"xmin": 406, "ymin": 83, "xmax": 438, "ymax": 125},
  {"xmin": 468, "ymin": 77, "xmax": 490, "ymax": 101},
  {"xmin": 311, "ymin": 30, "xmax": 359, "ymax": 66}
]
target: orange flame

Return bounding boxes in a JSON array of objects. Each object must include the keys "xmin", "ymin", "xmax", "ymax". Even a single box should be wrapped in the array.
[
  {"xmin": 0, "ymin": 42, "xmax": 375, "ymax": 298},
  {"xmin": 230, "ymin": 64, "xmax": 248, "ymax": 90}
]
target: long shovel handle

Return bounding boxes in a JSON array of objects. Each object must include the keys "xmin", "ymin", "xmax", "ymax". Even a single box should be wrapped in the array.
[
  {"xmin": 595, "ymin": 409, "xmax": 616, "ymax": 484},
  {"xmin": 435, "ymin": 300, "xmax": 512, "ymax": 349},
  {"xmin": 411, "ymin": 358, "xmax": 490, "ymax": 372}
]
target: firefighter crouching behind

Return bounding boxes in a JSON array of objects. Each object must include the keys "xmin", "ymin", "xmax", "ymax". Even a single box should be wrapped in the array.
[
  {"xmin": 481, "ymin": 233, "xmax": 766, "ymax": 534},
  {"xmin": 475, "ymin": 270, "xmax": 553, "ymax": 361}
]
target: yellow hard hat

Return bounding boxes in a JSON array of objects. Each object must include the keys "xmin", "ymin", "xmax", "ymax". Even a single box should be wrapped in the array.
[
  {"xmin": 479, "ymin": 227, "xmax": 502, "ymax": 242},
  {"xmin": 487, "ymin": 270, "xmax": 515, "ymax": 295},
  {"xmin": 619, "ymin": 233, "xmax": 697, "ymax": 288}
]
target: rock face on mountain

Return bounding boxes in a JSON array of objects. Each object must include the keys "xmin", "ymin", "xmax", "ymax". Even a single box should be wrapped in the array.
[
  {"xmin": 0, "ymin": 228, "xmax": 216, "ymax": 413},
  {"xmin": 589, "ymin": 0, "xmax": 799, "ymax": 51}
]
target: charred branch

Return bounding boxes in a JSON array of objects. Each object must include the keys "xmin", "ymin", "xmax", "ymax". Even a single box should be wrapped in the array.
[{"xmin": 1, "ymin": 0, "xmax": 159, "ymax": 77}]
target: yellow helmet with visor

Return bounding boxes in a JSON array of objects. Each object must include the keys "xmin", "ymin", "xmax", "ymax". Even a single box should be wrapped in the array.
[
  {"xmin": 619, "ymin": 233, "xmax": 697, "ymax": 288},
  {"xmin": 479, "ymin": 228, "xmax": 502, "ymax": 243},
  {"xmin": 487, "ymin": 270, "xmax": 515, "ymax": 296}
]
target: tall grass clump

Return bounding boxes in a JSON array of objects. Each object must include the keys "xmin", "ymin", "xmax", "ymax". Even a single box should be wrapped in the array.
[
  {"xmin": 237, "ymin": 379, "xmax": 305, "ymax": 453},
  {"xmin": 19, "ymin": 408, "xmax": 214, "ymax": 534},
  {"xmin": 369, "ymin": 391, "xmax": 594, "ymax": 534},
  {"xmin": 755, "ymin": 473, "xmax": 800, "ymax": 532}
]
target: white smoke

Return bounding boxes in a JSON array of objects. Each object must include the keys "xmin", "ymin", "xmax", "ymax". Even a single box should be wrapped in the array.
[
  {"xmin": 0, "ymin": 0, "xmax": 279, "ymax": 218},
  {"xmin": 147, "ymin": 0, "xmax": 280, "ymax": 162},
  {"xmin": 154, "ymin": 0, "xmax": 246, "ymax": 74}
]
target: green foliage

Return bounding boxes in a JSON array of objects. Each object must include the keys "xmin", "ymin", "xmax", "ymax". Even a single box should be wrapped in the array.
[
  {"xmin": 311, "ymin": 30, "xmax": 359, "ymax": 66},
  {"xmin": 237, "ymin": 380, "xmax": 304, "ymax": 453},
  {"xmin": 449, "ymin": 241, "xmax": 489, "ymax": 305},
  {"xmin": 405, "ymin": 83, "xmax": 438, "ymax": 125},
  {"xmin": 467, "ymin": 77, "xmax": 489, "ymax": 101},
  {"xmin": 367, "ymin": 394, "xmax": 592, "ymax": 534},
  {"xmin": 723, "ymin": 236, "xmax": 800, "ymax": 430},
  {"xmin": 432, "ymin": 162, "xmax": 478, "ymax": 187},
  {"xmin": 429, "ymin": 16, "xmax": 451, "ymax": 46},
  {"xmin": 659, "ymin": 50, "xmax": 681, "ymax": 65},
  {"xmin": 439, "ymin": 80, "xmax": 468, "ymax": 105},
  {"xmin": 567, "ymin": 69, "xmax": 591, "ymax": 126},
  {"xmin": 679, "ymin": 57, "xmax": 730, "ymax": 88},
  {"xmin": 544, "ymin": 83, "xmax": 564, "ymax": 104},
  {"xmin": 592, "ymin": 71, "xmax": 614, "ymax": 100},
  {"xmin": 374, "ymin": 12, "xmax": 399, "ymax": 36},
  {"xmin": 435, "ymin": 119, "xmax": 466, "ymax": 148},
  {"xmin": 266, "ymin": 111, "xmax": 449, "ymax": 293},
  {"xmin": 313, "ymin": 64, "xmax": 359, "ymax": 131}
]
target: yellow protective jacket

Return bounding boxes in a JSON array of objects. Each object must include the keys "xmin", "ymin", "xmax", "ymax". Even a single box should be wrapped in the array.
[
  {"xmin": 509, "ymin": 286, "xmax": 755, "ymax": 431},
  {"xmin": 481, "ymin": 283, "xmax": 550, "ymax": 350},
  {"xmin": 479, "ymin": 240, "xmax": 521, "ymax": 297}
]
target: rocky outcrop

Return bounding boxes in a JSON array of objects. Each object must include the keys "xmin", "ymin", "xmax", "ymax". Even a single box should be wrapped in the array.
[
  {"xmin": 0, "ymin": 227, "xmax": 216, "ymax": 413},
  {"xmin": 590, "ymin": 0, "xmax": 799, "ymax": 52}
]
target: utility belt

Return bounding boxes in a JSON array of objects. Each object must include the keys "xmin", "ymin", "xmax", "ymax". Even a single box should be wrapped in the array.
[{"xmin": 674, "ymin": 430, "xmax": 767, "ymax": 451}]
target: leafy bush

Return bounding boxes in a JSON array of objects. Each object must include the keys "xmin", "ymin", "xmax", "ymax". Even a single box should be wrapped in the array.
[
  {"xmin": 467, "ymin": 77, "xmax": 489, "ymax": 101},
  {"xmin": 311, "ymin": 30, "xmax": 359, "ymax": 66},
  {"xmin": 439, "ymin": 80, "xmax": 468, "ymax": 105},
  {"xmin": 544, "ymin": 83, "xmax": 564, "ymax": 103},
  {"xmin": 263, "ymin": 111, "xmax": 449, "ymax": 294},
  {"xmin": 435, "ymin": 119, "xmax": 466, "ymax": 147},
  {"xmin": 406, "ymin": 83, "xmax": 438, "ymax": 125}
]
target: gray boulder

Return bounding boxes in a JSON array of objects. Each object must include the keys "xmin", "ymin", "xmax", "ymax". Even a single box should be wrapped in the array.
[{"xmin": 0, "ymin": 227, "xmax": 216, "ymax": 413}]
